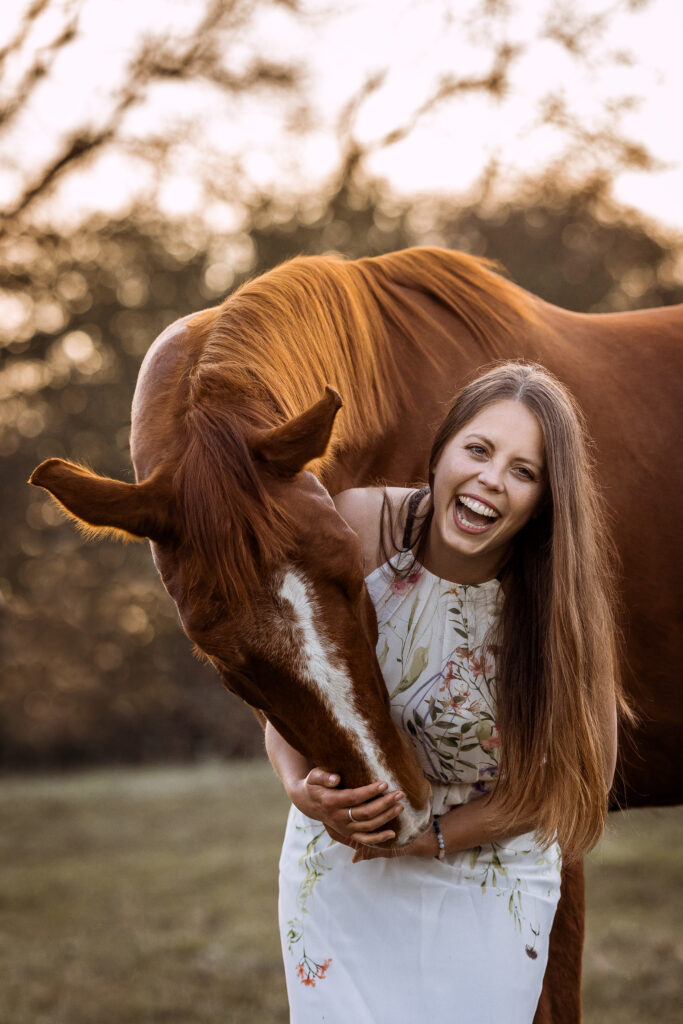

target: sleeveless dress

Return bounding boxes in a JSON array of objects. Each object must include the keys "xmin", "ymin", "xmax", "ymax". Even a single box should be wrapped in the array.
[{"xmin": 278, "ymin": 551, "xmax": 562, "ymax": 1024}]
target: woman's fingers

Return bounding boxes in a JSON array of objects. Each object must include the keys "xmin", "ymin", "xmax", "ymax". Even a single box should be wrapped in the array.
[
  {"xmin": 304, "ymin": 772, "xmax": 394, "ymax": 810},
  {"xmin": 339, "ymin": 780, "xmax": 391, "ymax": 804},
  {"xmin": 351, "ymin": 827, "xmax": 397, "ymax": 846},
  {"xmin": 302, "ymin": 770, "xmax": 406, "ymax": 838},
  {"xmin": 345, "ymin": 796, "xmax": 404, "ymax": 833},
  {"xmin": 304, "ymin": 772, "xmax": 399, "ymax": 810},
  {"xmin": 305, "ymin": 773, "xmax": 397, "ymax": 812},
  {"xmin": 305, "ymin": 768, "xmax": 340, "ymax": 789},
  {"xmin": 346, "ymin": 789, "xmax": 403, "ymax": 822}
]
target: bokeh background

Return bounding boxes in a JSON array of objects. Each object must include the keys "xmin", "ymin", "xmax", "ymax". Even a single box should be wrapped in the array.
[{"xmin": 1, "ymin": 1, "xmax": 681, "ymax": 1021}]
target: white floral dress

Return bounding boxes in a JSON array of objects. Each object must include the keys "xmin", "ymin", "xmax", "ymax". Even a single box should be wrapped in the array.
[{"xmin": 278, "ymin": 553, "xmax": 561, "ymax": 1023}]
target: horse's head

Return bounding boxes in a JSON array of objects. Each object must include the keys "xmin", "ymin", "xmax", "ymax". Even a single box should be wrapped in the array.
[{"xmin": 29, "ymin": 320, "xmax": 432, "ymax": 846}]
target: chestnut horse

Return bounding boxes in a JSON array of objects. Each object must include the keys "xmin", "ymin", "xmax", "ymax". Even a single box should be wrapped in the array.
[{"xmin": 30, "ymin": 248, "xmax": 682, "ymax": 1023}]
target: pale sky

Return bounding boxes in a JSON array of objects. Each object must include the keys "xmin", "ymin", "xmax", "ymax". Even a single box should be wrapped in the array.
[{"xmin": 2, "ymin": 0, "xmax": 682, "ymax": 232}]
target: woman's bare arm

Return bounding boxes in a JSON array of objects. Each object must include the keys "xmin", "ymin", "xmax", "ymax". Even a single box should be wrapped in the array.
[{"xmin": 353, "ymin": 790, "xmax": 535, "ymax": 862}]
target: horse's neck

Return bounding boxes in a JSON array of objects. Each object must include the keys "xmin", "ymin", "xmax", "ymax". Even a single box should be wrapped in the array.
[{"xmin": 322, "ymin": 298, "xmax": 682, "ymax": 494}]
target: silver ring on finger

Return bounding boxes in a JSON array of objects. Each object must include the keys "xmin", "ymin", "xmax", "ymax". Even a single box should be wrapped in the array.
[{"xmin": 348, "ymin": 807, "xmax": 356, "ymax": 823}]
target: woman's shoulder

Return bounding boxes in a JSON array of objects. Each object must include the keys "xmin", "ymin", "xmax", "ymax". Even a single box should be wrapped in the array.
[{"xmin": 333, "ymin": 486, "xmax": 414, "ymax": 575}]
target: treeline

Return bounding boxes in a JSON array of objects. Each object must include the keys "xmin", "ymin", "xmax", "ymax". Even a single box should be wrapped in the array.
[{"xmin": 2, "ymin": 171, "xmax": 681, "ymax": 768}]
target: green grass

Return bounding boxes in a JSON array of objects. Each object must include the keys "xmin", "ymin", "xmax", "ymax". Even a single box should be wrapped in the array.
[
  {"xmin": 0, "ymin": 763, "xmax": 290, "ymax": 1024},
  {"xmin": 0, "ymin": 762, "xmax": 680, "ymax": 1023}
]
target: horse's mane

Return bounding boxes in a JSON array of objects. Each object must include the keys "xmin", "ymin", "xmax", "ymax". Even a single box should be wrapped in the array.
[
  {"xmin": 175, "ymin": 248, "xmax": 537, "ymax": 612},
  {"xmin": 194, "ymin": 247, "xmax": 535, "ymax": 451}
]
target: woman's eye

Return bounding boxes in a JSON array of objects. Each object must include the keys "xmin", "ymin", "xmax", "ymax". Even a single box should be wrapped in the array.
[
  {"xmin": 467, "ymin": 444, "xmax": 486, "ymax": 457},
  {"xmin": 515, "ymin": 466, "xmax": 535, "ymax": 480}
]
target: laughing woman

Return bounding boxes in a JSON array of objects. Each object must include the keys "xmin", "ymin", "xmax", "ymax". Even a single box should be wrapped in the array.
[{"xmin": 266, "ymin": 362, "xmax": 626, "ymax": 1023}]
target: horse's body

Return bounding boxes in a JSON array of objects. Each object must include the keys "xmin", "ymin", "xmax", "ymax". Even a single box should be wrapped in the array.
[{"xmin": 31, "ymin": 248, "xmax": 682, "ymax": 1023}]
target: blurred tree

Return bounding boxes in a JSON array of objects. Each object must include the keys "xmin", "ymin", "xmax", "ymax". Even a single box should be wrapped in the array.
[
  {"xmin": 2, "ymin": 0, "xmax": 680, "ymax": 769},
  {"xmin": 421, "ymin": 172, "xmax": 683, "ymax": 311},
  {"xmin": 0, "ymin": 219, "xmax": 262, "ymax": 766},
  {"xmin": 1, "ymin": 0, "xmax": 306, "ymax": 223},
  {"xmin": 0, "ymin": 0, "xmax": 660, "ymax": 229}
]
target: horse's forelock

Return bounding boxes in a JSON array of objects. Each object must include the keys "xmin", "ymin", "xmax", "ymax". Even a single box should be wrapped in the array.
[{"xmin": 176, "ymin": 402, "xmax": 295, "ymax": 615}]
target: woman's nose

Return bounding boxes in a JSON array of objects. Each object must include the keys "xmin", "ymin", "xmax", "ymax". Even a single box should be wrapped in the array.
[{"xmin": 477, "ymin": 463, "xmax": 504, "ymax": 491}]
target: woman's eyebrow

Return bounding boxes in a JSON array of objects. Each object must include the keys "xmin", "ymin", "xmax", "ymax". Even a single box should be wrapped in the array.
[{"xmin": 465, "ymin": 433, "xmax": 543, "ymax": 473}]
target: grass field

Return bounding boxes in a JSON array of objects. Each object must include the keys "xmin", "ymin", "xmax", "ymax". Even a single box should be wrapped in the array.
[{"xmin": 1, "ymin": 762, "xmax": 681, "ymax": 1023}]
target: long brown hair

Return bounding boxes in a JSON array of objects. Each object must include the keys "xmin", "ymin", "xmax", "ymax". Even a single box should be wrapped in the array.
[{"xmin": 382, "ymin": 361, "xmax": 630, "ymax": 861}]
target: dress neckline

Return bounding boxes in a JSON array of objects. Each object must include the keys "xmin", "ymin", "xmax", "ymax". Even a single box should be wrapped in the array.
[{"xmin": 365, "ymin": 552, "xmax": 501, "ymax": 593}]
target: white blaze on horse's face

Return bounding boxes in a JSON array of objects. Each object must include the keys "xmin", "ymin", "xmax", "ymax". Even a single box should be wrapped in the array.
[{"xmin": 278, "ymin": 567, "xmax": 429, "ymax": 845}]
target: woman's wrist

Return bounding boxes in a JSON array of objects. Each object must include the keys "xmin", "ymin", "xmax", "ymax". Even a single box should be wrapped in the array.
[
  {"xmin": 432, "ymin": 817, "xmax": 446, "ymax": 860},
  {"xmin": 403, "ymin": 825, "xmax": 443, "ymax": 858}
]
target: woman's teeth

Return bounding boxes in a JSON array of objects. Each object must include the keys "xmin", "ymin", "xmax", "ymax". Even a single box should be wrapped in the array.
[
  {"xmin": 456, "ymin": 505, "xmax": 491, "ymax": 530},
  {"xmin": 455, "ymin": 495, "xmax": 500, "ymax": 532},
  {"xmin": 458, "ymin": 495, "xmax": 498, "ymax": 519}
]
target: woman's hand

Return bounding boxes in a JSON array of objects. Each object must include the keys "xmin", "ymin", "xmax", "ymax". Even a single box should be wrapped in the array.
[{"xmin": 290, "ymin": 767, "xmax": 405, "ymax": 846}]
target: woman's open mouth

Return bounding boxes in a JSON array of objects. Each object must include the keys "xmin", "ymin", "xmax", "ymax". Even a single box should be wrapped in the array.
[{"xmin": 453, "ymin": 494, "xmax": 500, "ymax": 534}]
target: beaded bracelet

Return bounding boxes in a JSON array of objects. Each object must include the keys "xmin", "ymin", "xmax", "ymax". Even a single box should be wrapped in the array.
[{"xmin": 432, "ymin": 817, "xmax": 446, "ymax": 861}]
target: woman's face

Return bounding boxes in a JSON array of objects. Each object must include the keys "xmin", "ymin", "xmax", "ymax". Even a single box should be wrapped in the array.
[{"xmin": 427, "ymin": 399, "xmax": 546, "ymax": 581}]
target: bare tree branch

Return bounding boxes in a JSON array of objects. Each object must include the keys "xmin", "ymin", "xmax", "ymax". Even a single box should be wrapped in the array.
[
  {"xmin": 375, "ymin": 42, "xmax": 520, "ymax": 152},
  {"xmin": 336, "ymin": 71, "xmax": 387, "ymax": 149},
  {"xmin": 537, "ymin": 91, "xmax": 664, "ymax": 173},
  {"xmin": 1, "ymin": 0, "xmax": 305, "ymax": 225},
  {"xmin": 334, "ymin": 38, "xmax": 521, "ymax": 181},
  {"xmin": 0, "ymin": 2, "xmax": 82, "ymax": 130},
  {"xmin": 0, "ymin": 0, "xmax": 51, "ymax": 69},
  {"xmin": 541, "ymin": 0, "xmax": 653, "ymax": 59},
  {"xmin": 5, "ymin": 126, "xmax": 117, "ymax": 220},
  {"xmin": 0, "ymin": 0, "xmax": 664, "ymax": 231}
]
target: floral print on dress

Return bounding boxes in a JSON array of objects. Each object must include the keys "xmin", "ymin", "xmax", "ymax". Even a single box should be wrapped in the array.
[
  {"xmin": 366, "ymin": 555, "xmax": 559, "ymax": 953},
  {"xmin": 285, "ymin": 815, "xmax": 335, "ymax": 986},
  {"xmin": 388, "ymin": 568, "xmax": 423, "ymax": 595},
  {"xmin": 373, "ymin": 562, "xmax": 503, "ymax": 790},
  {"xmin": 461, "ymin": 836, "xmax": 560, "ymax": 954}
]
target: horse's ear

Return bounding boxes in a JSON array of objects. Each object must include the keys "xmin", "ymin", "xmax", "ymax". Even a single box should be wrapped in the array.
[
  {"xmin": 249, "ymin": 387, "xmax": 342, "ymax": 477},
  {"xmin": 29, "ymin": 459, "xmax": 174, "ymax": 543}
]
